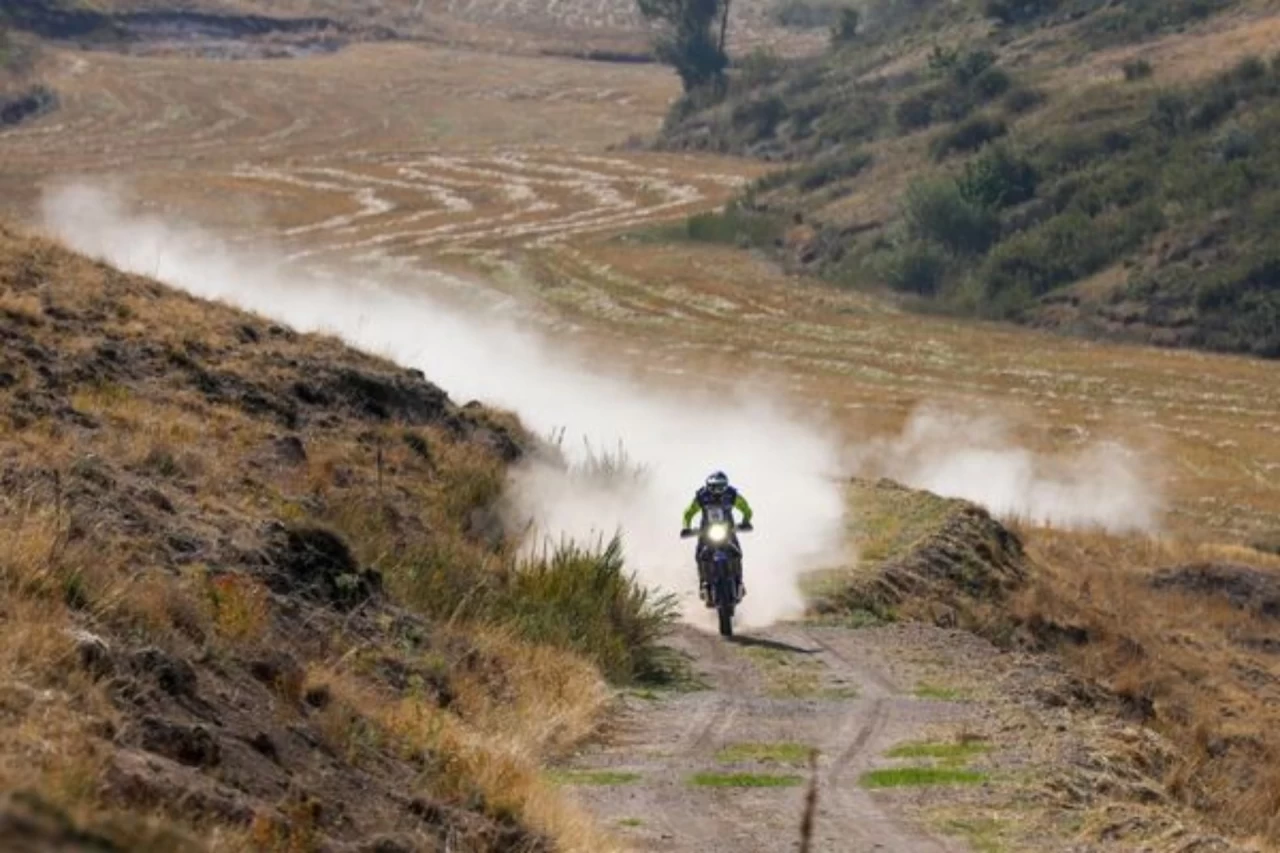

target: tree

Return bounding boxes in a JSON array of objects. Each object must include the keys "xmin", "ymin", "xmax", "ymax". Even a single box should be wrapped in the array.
[{"xmin": 638, "ymin": 0, "xmax": 730, "ymax": 92}]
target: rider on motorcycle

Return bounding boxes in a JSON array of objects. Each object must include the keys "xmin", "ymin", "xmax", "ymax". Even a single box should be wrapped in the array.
[{"xmin": 682, "ymin": 471, "xmax": 754, "ymax": 604}]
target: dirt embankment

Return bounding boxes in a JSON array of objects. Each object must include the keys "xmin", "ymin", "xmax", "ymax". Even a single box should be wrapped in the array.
[
  {"xmin": 0, "ymin": 221, "xmax": 629, "ymax": 851},
  {"xmin": 818, "ymin": 477, "xmax": 1280, "ymax": 848}
]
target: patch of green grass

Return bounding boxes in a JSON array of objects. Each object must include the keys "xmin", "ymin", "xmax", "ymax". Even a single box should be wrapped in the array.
[
  {"xmin": 617, "ymin": 817, "xmax": 644, "ymax": 828},
  {"xmin": 548, "ymin": 770, "xmax": 642, "ymax": 786},
  {"xmin": 913, "ymin": 682, "xmax": 971, "ymax": 701},
  {"xmin": 690, "ymin": 772, "xmax": 805, "ymax": 788},
  {"xmin": 742, "ymin": 645, "xmax": 828, "ymax": 698},
  {"xmin": 859, "ymin": 767, "xmax": 988, "ymax": 788},
  {"xmin": 886, "ymin": 740, "xmax": 990, "ymax": 763},
  {"xmin": 715, "ymin": 742, "xmax": 814, "ymax": 766}
]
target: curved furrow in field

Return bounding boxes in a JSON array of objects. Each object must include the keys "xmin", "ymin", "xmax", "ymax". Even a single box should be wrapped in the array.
[{"xmin": 209, "ymin": 150, "xmax": 743, "ymax": 260}]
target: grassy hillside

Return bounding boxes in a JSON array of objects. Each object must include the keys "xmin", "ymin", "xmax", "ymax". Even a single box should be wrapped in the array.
[
  {"xmin": 653, "ymin": 0, "xmax": 1280, "ymax": 358},
  {"xmin": 818, "ymin": 479, "xmax": 1280, "ymax": 846},
  {"xmin": 0, "ymin": 221, "xmax": 675, "ymax": 851},
  {"xmin": 0, "ymin": 19, "xmax": 56, "ymax": 129}
]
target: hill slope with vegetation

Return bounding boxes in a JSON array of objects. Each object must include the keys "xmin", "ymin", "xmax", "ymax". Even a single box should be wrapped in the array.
[
  {"xmin": 651, "ymin": 0, "xmax": 1280, "ymax": 358},
  {"xmin": 0, "ymin": 18, "xmax": 56, "ymax": 129},
  {"xmin": 0, "ymin": 221, "xmax": 676, "ymax": 851},
  {"xmin": 816, "ymin": 478, "xmax": 1280, "ymax": 846}
]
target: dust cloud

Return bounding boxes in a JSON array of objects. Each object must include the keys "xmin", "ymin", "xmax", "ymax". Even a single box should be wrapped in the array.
[
  {"xmin": 40, "ymin": 182, "xmax": 847, "ymax": 629},
  {"xmin": 40, "ymin": 183, "xmax": 1162, "ymax": 629},
  {"xmin": 848, "ymin": 404, "xmax": 1163, "ymax": 534}
]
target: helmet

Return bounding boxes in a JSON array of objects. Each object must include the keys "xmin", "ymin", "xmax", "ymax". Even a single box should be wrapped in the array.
[{"xmin": 705, "ymin": 471, "xmax": 729, "ymax": 496}]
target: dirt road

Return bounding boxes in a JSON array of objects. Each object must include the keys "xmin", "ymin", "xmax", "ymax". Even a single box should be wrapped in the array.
[{"xmin": 559, "ymin": 624, "xmax": 976, "ymax": 852}]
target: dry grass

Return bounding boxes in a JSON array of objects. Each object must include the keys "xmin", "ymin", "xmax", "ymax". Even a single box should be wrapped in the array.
[
  {"xmin": 0, "ymin": 222, "xmax": 654, "ymax": 849},
  {"xmin": 312, "ymin": 630, "xmax": 622, "ymax": 852},
  {"xmin": 1009, "ymin": 524, "xmax": 1280, "ymax": 841}
]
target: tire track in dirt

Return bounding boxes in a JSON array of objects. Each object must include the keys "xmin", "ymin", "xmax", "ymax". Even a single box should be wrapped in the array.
[{"xmin": 558, "ymin": 623, "xmax": 972, "ymax": 852}]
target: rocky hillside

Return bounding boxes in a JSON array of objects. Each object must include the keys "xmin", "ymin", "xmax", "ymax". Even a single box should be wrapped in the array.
[
  {"xmin": 654, "ymin": 0, "xmax": 1280, "ymax": 358},
  {"xmin": 0, "ymin": 221, "xmax": 672, "ymax": 852}
]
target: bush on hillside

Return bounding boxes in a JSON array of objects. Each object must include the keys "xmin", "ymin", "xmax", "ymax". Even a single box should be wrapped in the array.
[
  {"xmin": 959, "ymin": 143, "xmax": 1039, "ymax": 208},
  {"xmin": 774, "ymin": 0, "xmax": 848, "ymax": 28},
  {"xmin": 499, "ymin": 537, "xmax": 680, "ymax": 684},
  {"xmin": 1003, "ymin": 86, "xmax": 1046, "ymax": 114},
  {"xmin": 984, "ymin": 0, "xmax": 1060, "ymax": 25},
  {"xmin": 795, "ymin": 149, "xmax": 874, "ymax": 191},
  {"xmin": 931, "ymin": 115, "xmax": 1008, "ymax": 159},
  {"xmin": 895, "ymin": 51, "xmax": 1018, "ymax": 133},
  {"xmin": 881, "ymin": 239, "xmax": 948, "ymax": 294},
  {"xmin": 1123, "ymin": 58, "xmax": 1154, "ymax": 81},
  {"xmin": 1084, "ymin": 0, "xmax": 1228, "ymax": 48},
  {"xmin": 732, "ymin": 94, "xmax": 788, "ymax": 138},
  {"xmin": 905, "ymin": 178, "xmax": 1000, "ymax": 255},
  {"xmin": 831, "ymin": 7, "xmax": 861, "ymax": 44}
]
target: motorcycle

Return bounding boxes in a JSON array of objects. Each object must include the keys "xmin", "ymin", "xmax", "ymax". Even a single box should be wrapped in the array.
[{"xmin": 681, "ymin": 505, "xmax": 753, "ymax": 638}]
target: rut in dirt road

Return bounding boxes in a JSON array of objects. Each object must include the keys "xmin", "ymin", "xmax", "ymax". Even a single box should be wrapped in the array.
[{"xmin": 557, "ymin": 624, "xmax": 975, "ymax": 852}]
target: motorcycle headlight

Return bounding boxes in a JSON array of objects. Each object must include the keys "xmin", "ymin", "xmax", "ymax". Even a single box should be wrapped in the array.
[{"xmin": 707, "ymin": 524, "xmax": 729, "ymax": 544}]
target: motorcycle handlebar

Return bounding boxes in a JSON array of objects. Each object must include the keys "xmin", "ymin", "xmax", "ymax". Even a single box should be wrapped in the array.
[{"xmin": 679, "ymin": 525, "xmax": 754, "ymax": 538}]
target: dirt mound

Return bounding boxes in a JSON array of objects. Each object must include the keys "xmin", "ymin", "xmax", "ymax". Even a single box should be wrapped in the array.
[
  {"xmin": 1151, "ymin": 562, "xmax": 1280, "ymax": 620},
  {"xmin": 810, "ymin": 478, "xmax": 1028, "ymax": 628}
]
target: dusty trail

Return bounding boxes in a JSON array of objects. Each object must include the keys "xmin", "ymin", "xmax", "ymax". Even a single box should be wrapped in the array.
[{"xmin": 561, "ymin": 624, "xmax": 972, "ymax": 852}]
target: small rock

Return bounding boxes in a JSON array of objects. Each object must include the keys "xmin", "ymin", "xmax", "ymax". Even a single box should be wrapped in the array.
[
  {"xmin": 249, "ymin": 653, "xmax": 305, "ymax": 701},
  {"xmin": 68, "ymin": 629, "xmax": 114, "ymax": 679},
  {"xmin": 129, "ymin": 647, "xmax": 198, "ymax": 699},
  {"xmin": 249, "ymin": 732, "xmax": 279, "ymax": 762},
  {"xmin": 274, "ymin": 435, "xmax": 307, "ymax": 465},
  {"xmin": 304, "ymin": 684, "xmax": 332, "ymax": 710},
  {"xmin": 137, "ymin": 717, "xmax": 221, "ymax": 768}
]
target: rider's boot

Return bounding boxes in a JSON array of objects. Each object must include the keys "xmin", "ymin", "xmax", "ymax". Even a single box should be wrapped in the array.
[
  {"xmin": 697, "ymin": 562, "xmax": 710, "ymax": 604},
  {"xmin": 734, "ymin": 564, "xmax": 745, "ymax": 602}
]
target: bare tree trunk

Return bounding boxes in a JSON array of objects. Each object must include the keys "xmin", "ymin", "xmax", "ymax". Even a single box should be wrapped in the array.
[{"xmin": 718, "ymin": 0, "xmax": 731, "ymax": 54}]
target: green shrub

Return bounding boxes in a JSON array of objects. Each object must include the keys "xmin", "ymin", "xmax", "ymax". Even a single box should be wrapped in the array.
[
  {"xmin": 981, "ymin": 210, "xmax": 1108, "ymax": 301},
  {"xmin": 931, "ymin": 115, "xmax": 1008, "ymax": 159},
  {"xmin": 1003, "ymin": 86, "xmax": 1046, "ymax": 114},
  {"xmin": 929, "ymin": 47, "xmax": 996, "ymax": 86},
  {"xmin": 734, "ymin": 47, "xmax": 786, "ymax": 89},
  {"xmin": 896, "ymin": 88, "xmax": 943, "ymax": 131},
  {"xmin": 1191, "ymin": 253, "xmax": 1280, "ymax": 357},
  {"xmin": 1150, "ymin": 92, "xmax": 1189, "ymax": 133},
  {"xmin": 774, "ymin": 0, "xmax": 847, "ymax": 28},
  {"xmin": 985, "ymin": 0, "xmax": 1059, "ymax": 25},
  {"xmin": 498, "ymin": 537, "xmax": 680, "ymax": 684},
  {"xmin": 959, "ymin": 144, "xmax": 1039, "ymax": 209},
  {"xmin": 905, "ymin": 179, "xmax": 1000, "ymax": 255},
  {"xmin": 972, "ymin": 67, "xmax": 1013, "ymax": 100},
  {"xmin": 1123, "ymin": 58, "xmax": 1154, "ymax": 81},
  {"xmin": 732, "ymin": 95, "xmax": 788, "ymax": 138},
  {"xmin": 882, "ymin": 240, "xmax": 949, "ymax": 294},
  {"xmin": 831, "ymin": 7, "xmax": 861, "ymax": 44},
  {"xmin": 796, "ymin": 149, "xmax": 874, "ymax": 191},
  {"xmin": 1084, "ymin": 0, "xmax": 1227, "ymax": 48}
]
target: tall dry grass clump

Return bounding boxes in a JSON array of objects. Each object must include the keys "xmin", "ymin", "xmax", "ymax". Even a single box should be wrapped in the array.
[{"xmin": 1010, "ymin": 525, "xmax": 1280, "ymax": 841}]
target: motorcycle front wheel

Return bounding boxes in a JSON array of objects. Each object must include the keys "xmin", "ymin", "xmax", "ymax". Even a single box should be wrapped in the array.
[{"xmin": 716, "ymin": 575, "xmax": 735, "ymax": 638}]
